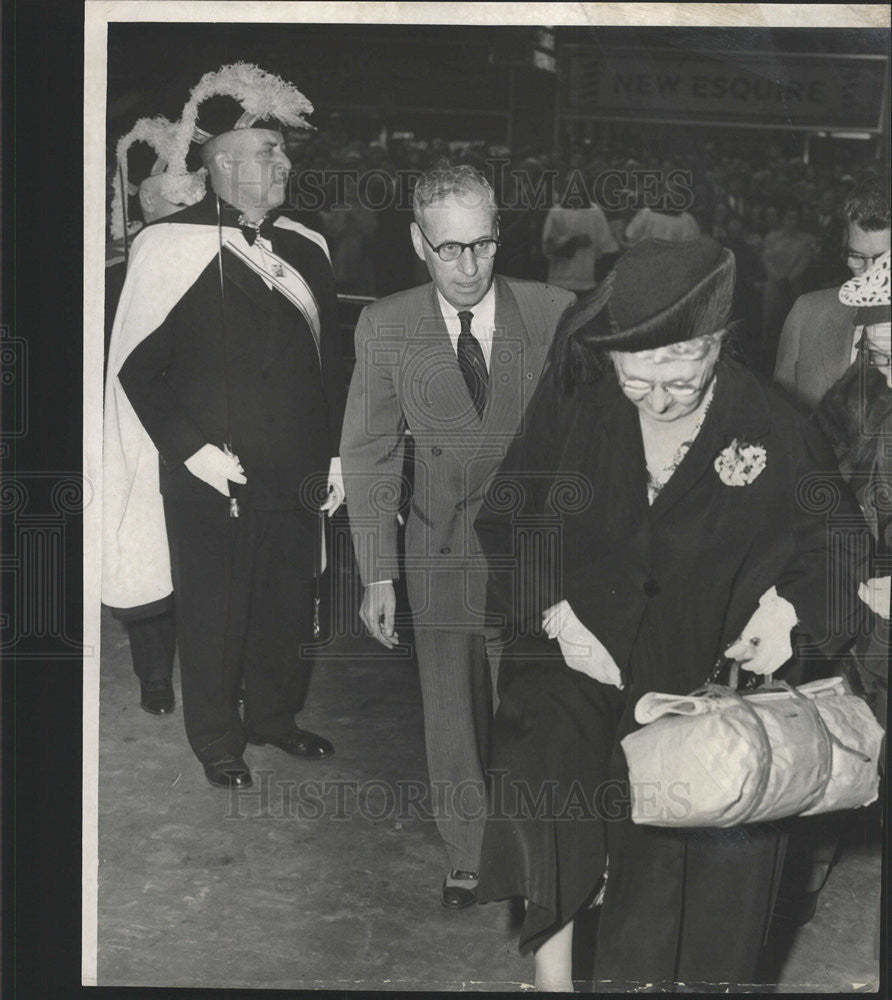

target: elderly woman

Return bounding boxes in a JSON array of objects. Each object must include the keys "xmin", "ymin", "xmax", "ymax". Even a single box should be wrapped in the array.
[{"xmin": 474, "ymin": 237, "xmax": 867, "ymax": 991}]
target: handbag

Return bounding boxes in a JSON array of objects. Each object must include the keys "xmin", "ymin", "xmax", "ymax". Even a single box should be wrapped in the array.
[{"xmin": 620, "ymin": 664, "xmax": 885, "ymax": 828}]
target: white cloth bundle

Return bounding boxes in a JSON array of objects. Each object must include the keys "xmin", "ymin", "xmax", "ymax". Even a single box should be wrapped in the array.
[{"xmin": 622, "ymin": 677, "xmax": 884, "ymax": 827}]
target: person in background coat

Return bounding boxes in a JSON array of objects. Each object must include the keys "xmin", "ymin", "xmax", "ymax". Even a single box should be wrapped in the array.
[{"xmin": 104, "ymin": 115, "xmax": 187, "ymax": 717}]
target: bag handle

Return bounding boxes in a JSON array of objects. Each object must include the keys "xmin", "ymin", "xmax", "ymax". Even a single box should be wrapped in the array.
[
  {"xmin": 705, "ymin": 656, "xmax": 765, "ymax": 692},
  {"xmin": 774, "ymin": 680, "xmax": 872, "ymax": 763}
]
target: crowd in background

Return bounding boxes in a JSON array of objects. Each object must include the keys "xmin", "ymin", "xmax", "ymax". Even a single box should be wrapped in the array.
[
  {"xmin": 106, "ymin": 119, "xmax": 886, "ymax": 374},
  {"xmin": 274, "ymin": 125, "xmax": 886, "ymax": 373}
]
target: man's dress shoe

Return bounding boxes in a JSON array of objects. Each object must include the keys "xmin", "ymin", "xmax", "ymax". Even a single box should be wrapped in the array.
[
  {"xmin": 139, "ymin": 679, "xmax": 175, "ymax": 715},
  {"xmin": 441, "ymin": 870, "xmax": 479, "ymax": 909},
  {"xmin": 246, "ymin": 727, "xmax": 334, "ymax": 759},
  {"xmin": 203, "ymin": 757, "xmax": 253, "ymax": 789}
]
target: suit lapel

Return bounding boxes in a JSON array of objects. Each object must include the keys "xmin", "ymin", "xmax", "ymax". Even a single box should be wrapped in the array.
[
  {"xmin": 464, "ymin": 277, "xmax": 544, "ymax": 495},
  {"xmin": 222, "ymin": 246, "xmax": 275, "ymax": 314},
  {"xmin": 402, "ymin": 283, "xmax": 479, "ymax": 431},
  {"xmin": 481, "ymin": 278, "xmax": 531, "ymax": 434}
]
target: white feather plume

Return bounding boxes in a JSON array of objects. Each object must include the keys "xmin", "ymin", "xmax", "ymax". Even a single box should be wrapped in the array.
[{"xmin": 110, "ymin": 116, "xmax": 181, "ymax": 240}]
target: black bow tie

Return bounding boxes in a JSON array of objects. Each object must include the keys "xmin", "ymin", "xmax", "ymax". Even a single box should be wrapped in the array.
[{"xmin": 239, "ymin": 215, "xmax": 277, "ymax": 246}]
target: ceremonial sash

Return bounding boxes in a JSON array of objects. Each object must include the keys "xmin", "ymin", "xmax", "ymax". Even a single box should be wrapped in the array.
[{"xmin": 223, "ymin": 239, "xmax": 323, "ymax": 365}]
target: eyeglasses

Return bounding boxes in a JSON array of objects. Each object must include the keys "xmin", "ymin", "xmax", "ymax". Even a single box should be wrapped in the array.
[
  {"xmin": 416, "ymin": 222, "xmax": 500, "ymax": 262},
  {"xmin": 843, "ymin": 249, "xmax": 887, "ymax": 268},
  {"xmin": 618, "ymin": 377, "xmax": 703, "ymax": 399}
]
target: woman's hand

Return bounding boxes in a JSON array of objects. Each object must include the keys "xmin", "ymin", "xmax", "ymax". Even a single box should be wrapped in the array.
[
  {"xmin": 542, "ymin": 600, "xmax": 624, "ymax": 689},
  {"xmin": 725, "ymin": 586, "xmax": 799, "ymax": 675},
  {"xmin": 859, "ymin": 577, "xmax": 890, "ymax": 621}
]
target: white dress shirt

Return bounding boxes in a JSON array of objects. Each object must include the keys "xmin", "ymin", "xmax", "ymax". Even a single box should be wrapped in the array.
[{"xmin": 436, "ymin": 283, "xmax": 496, "ymax": 370}]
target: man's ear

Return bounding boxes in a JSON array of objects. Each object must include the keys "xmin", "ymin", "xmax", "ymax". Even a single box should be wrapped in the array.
[
  {"xmin": 213, "ymin": 150, "xmax": 233, "ymax": 176},
  {"xmin": 137, "ymin": 185, "xmax": 154, "ymax": 217},
  {"xmin": 409, "ymin": 221, "xmax": 426, "ymax": 263}
]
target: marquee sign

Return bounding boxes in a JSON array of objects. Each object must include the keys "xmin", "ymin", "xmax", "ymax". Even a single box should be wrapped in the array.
[{"xmin": 560, "ymin": 47, "xmax": 888, "ymax": 132}]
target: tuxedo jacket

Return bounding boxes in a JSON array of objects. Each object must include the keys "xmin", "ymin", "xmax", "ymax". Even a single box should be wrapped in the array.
[
  {"xmin": 340, "ymin": 275, "xmax": 575, "ymax": 629},
  {"xmin": 774, "ymin": 286, "xmax": 858, "ymax": 410}
]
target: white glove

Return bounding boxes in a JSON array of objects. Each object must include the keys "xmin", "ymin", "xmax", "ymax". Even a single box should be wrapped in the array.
[
  {"xmin": 542, "ymin": 600, "xmax": 624, "ymax": 689},
  {"xmin": 859, "ymin": 577, "xmax": 890, "ymax": 621},
  {"xmin": 319, "ymin": 456, "xmax": 345, "ymax": 517},
  {"xmin": 184, "ymin": 443, "xmax": 246, "ymax": 497},
  {"xmin": 725, "ymin": 586, "xmax": 799, "ymax": 675}
]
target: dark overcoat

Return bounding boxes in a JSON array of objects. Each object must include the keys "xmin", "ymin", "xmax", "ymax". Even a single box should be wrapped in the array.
[{"xmin": 475, "ymin": 355, "xmax": 869, "ymax": 984}]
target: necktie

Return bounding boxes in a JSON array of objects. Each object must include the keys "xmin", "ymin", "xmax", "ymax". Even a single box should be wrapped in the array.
[
  {"xmin": 240, "ymin": 215, "xmax": 277, "ymax": 246},
  {"xmin": 457, "ymin": 310, "xmax": 488, "ymax": 420}
]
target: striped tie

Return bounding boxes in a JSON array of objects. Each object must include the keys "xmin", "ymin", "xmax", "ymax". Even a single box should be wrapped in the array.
[{"xmin": 457, "ymin": 310, "xmax": 488, "ymax": 420}]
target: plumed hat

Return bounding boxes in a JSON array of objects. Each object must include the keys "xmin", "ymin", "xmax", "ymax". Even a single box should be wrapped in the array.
[
  {"xmin": 109, "ymin": 115, "xmax": 201, "ymax": 241},
  {"xmin": 161, "ymin": 62, "xmax": 315, "ymax": 205},
  {"xmin": 567, "ymin": 237, "xmax": 736, "ymax": 354},
  {"xmin": 839, "ymin": 249, "xmax": 891, "ymax": 326}
]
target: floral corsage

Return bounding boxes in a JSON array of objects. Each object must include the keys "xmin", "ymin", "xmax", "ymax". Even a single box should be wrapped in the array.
[{"xmin": 714, "ymin": 438, "xmax": 767, "ymax": 486}]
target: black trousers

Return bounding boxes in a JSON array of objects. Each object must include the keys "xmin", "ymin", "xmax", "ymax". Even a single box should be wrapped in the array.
[
  {"xmin": 110, "ymin": 597, "xmax": 176, "ymax": 684},
  {"xmin": 163, "ymin": 494, "xmax": 317, "ymax": 764}
]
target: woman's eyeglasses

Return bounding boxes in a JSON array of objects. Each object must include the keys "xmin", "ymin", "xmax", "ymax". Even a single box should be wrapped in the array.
[{"xmin": 618, "ymin": 378, "xmax": 702, "ymax": 399}]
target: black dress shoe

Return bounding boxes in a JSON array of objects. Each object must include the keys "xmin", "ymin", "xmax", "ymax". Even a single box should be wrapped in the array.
[
  {"xmin": 246, "ymin": 727, "xmax": 334, "ymax": 759},
  {"xmin": 441, "ymin": 870, "xmax": 479, "ymax": 909},
  {"xmin": 139, "ymin": 679, "xmax": 175, "ymax": 715},
  {"xmin": 203, "ymin": 757, "xmax": 253, "ymax": 789}
]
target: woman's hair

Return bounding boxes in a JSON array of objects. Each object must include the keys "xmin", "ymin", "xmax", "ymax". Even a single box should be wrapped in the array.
[
  {"xmin": 609, "ymin": 331, "xmax": 726, "ymax": 365},
  {"xmin": 552, "ymin": 297, "xmax": 742, "ymax": 395}
]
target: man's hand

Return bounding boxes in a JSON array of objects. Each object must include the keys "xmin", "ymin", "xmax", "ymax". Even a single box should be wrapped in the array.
[
  {"xmin": 360, "ymin": 581, "xmax": 399, "ymax": 649},
  {"xmin": 184, "ymin": 443, "xmax": 246, "ymax": 497},
  {"xmin": 319, "ymin": 456, "xmax": 345, "ymax": 518},
  {"xmin": 542, "ymin": 600, "xmax": 624, "ymax": 689},
  {"xmin": 725, "ymin": 586, "xmax": 798, "ymax": 676}
]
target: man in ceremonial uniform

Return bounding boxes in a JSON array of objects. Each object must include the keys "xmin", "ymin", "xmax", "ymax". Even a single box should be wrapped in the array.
[
  {"xmin": 340, "ymin": 163, "xmax": 574, "ymax": 908},
  {"xmin": 103, "ymin": 64, "xmax": 346, "ymax": 789},
  {"xmin": 103, "ymin": 116, "xmax": 189, "ymax": 717}
]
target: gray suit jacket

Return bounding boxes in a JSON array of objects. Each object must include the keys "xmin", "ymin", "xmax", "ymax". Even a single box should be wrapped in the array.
[
  {"xmin": 774, "ymin": 286, "xmax": 858, "ymax": 410},
  {"xmin": 340, "ymin": 274, "xmax": 575, "ymax": 629}
]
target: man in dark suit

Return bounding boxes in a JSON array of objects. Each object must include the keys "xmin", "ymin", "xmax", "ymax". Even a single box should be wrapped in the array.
[
  {"xmin": 340, "ymin": 163, "xmax": 574, "ymax": 908},
  {"xmin": 775, "ymin": 180, "xmax": 890, "ymax": 409},
  {"xmin": 104, "ymin": 64, "xmax": 346, "ymax": 789}
]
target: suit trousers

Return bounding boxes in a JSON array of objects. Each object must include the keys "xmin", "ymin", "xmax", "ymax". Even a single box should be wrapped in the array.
[
  {"xmin": 163, "ymin": 494, "xmax": 316, "ymax": 764},
  {"xmin": 110, "ymin": 599, "xmax": 176, "ymax": 684},
  {"xmin": 412, "ymin": 626, "xmax": 498, "ymax": 872},
  {"xmin": 127, "ymin": 611, "xmax": 176, "ymax": 684}
]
